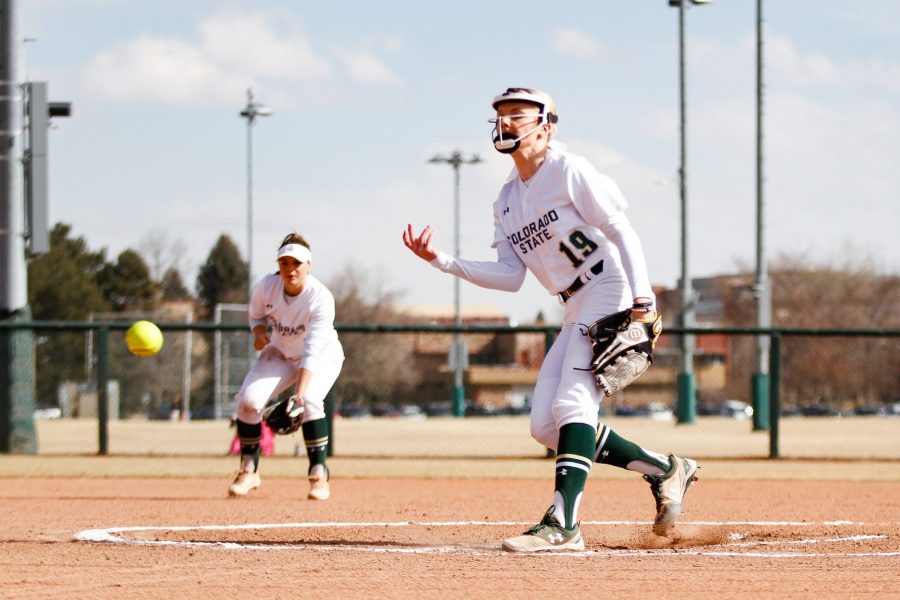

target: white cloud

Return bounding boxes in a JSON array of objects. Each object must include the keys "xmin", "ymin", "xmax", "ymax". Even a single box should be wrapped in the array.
[
  {"xmin": 766, "ymin": 34, "xmax": 841, "ymax": 86},
  {"xmin": 83, "ymin": 35, "xmax": 245, "ymax": 104},
  {"xmin": 197, "ymin": 11, "xmax": 331, "ymax": 81},
  {"xmin": 849, "ymin": 57, "xmax": 900, "ymax": 93},
  {"xmin": 689, "ymin": 34, "xmax": 753, "ymax": 83},
  {"xmin": 81, "ymin": 9, "xmax": 332, "ymax": 106},
  {"xmin": 635, "ymin": 106, "xmax": 678, "ymax": 141},
  {"xmin": 693, "ymin": 30, "xmax": 900, "ymax": 94},
  {"xmin": 80, "ymin": 8, "xmax": 408, "ymax": 104},
  {"xmin": 334, "ymin": 49, "xmax": 402, "ymax": 85},
  {"xmin": 550, "ymin": 27, "xmax": 609, "ymax": 62},
  {"xmin": 379, "ymin": 36, "xmax": 405, "ymax": 52}
]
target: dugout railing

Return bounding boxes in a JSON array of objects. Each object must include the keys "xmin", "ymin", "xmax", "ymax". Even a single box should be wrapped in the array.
[{"xmin": 1, "ymin": 321, "xmax": 898, "ymax": 459}]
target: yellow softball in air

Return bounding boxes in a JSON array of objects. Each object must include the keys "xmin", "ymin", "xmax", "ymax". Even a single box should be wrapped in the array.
[{"xmin": 125, "ymin": 320, "xmax": 164, "ymax": 357}]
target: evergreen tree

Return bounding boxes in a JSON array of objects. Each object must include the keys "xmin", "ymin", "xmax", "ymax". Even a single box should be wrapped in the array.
[
  {"xmin": 97, "ymin": 249, "xmax": 159, "ymax": 312},
  {"xmin": 161, "ymin": 267, "xmax": 192, "ymax": 301},
  {"xmin": 28, "ymin": 223, "xmax": 110, "ymax": 320},
  {"xmin": 26, "ymin": 223, "xmax": 112, "ymax": 407},
  {"xmin": 196, "ymin": 234, "xmax": 248, "ymax": 314}
]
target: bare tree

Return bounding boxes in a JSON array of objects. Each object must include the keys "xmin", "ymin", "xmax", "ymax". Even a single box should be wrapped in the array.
[
  {"xmin": 326, "ymin": 264, "xmax": 424, "ymax": 409},
  {"xmin": 138, "ymin": 228, "xmax": 189, "ymax": 284},
  {"xmin": 723, "ymin": 249, "xmax": 899, "ymax": 408}
]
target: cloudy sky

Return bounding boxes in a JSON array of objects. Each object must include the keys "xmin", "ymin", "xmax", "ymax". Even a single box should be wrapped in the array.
[{"xmin": 19, "ymin": 0, "xmax": 900, "ymax": 324}]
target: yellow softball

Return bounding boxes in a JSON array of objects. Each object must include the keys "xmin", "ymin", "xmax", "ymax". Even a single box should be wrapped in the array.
[{"xmin": 125, "ymin": 320, "xmax": 164, "ymax": 357}]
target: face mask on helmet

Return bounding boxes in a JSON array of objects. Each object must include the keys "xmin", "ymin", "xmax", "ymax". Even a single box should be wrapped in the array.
[
  {"xmin": 491, "ymin": 116, "xmax": 545, "ymax": 154},
  {"xmin": 493, "ymin": 133, "xmax": 521, "ymax": 154},
  {"xmin": 489, "ymin": 88, "xmax": 558, "ymax": 154}
]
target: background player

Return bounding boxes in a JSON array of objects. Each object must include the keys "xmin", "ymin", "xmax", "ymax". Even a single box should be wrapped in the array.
[
  {"xmin": 228, "ymin": 233, "xmax": 344, "ymax": 501},
  {"xmin": 403, "ymin": 87, "xmax": 699, "ymax": 551}
]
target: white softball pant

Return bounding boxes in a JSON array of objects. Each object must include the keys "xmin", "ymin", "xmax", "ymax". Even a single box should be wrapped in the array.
[
  {"xmin": 529, "ymin": 273, "xmax": 631, "ymax": 451},
  {"xmin": 235, "ymin": 349, "xmax": 343, "ymax": 425}
]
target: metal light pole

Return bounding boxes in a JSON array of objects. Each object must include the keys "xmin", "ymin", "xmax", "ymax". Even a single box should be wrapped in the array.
[
  {"xmin": 669, "ymin": 0, "xmax": 711, "ymax": 424},
  {"xmin": 239, "ymin": 88, "xmax": 272, "ymax": 303},
  {"xmin": 428, "ymin": 150, "xmax": 482, "ymax": 417},
  {"xmin": 752, "ymin": 0, "xmax": 771, "ymax": 431},
  {"xmin": 1, "ymin": 0, "xmax": 26, "ymax": 314},
  {"xmin": 0, "ymin": 0, "xmax": 36, "ymax": 453}
]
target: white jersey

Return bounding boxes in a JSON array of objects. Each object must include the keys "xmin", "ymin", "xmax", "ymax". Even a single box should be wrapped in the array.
[
  {"xmin": 492, "ymin": 146, "xmax": 631, "ymax": 294},
  {"xmin": 248, "ymin": 273, "xmax": 344, "ymax": 372},
  {"xmin": 431, "ymin": 143, "xmax": 654, "ymax": 302}
]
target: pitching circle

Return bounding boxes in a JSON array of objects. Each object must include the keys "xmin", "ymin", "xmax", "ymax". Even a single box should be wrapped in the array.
[{"xmin": 73, "ymin": 520, "xmax": 900, "ymax": 558}]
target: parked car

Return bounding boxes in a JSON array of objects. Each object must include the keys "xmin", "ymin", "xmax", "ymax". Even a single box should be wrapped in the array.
[
  {"xmin": 612, "ymin": 404, "xmax": 650, "ymax": 417},
  {"xmin": 695, "ymin": 402, "xmax": 720, "ymax": 416},
  {"xmin": 465, "ymin": 402, "xmax": 502, "ymax": 416},
  {"xmin": 722, "ymin": 400, "xmax": 754, "ymax": 420},
  {"xmin": 799, "ymin": 404, "xmax": 841, "ymax": 417},
  {"xmin": 695, "ymin": 400, "xmax": 753, "ymax": 419},
  {"xmin": 338, "ymin": 404, "xmax": 372, "ymax": 419},
  {"xmin": 397, "ymin": 404, "xmax": 426, "ymax": 419},
  {"xmin": 501, "ymin": 403, "xmax": 531, "ymax": 416},
  {"xmin": 423, "ymin": 402, "xmax": 454, "ymax": 417},
  {"xmin": 370, "ymin": 402, "xmax": 400, "ymax": 417},
  {"xmin": 647, "ymin": 402, "xmax": 674, "ymax": 421},
  {"xmin": 32, "ymin": 404, "xmax": 62, "ymax": 420},
  {"xmin": 190, "ymin": 404, "xmax": 218, "ymax": 420},
  {"xmin": 780, "ymin": 405, "xmax": 802, "ymax": 417}
]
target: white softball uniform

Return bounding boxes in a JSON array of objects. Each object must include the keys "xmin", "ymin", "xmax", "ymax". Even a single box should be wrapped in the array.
[
  {"xmin": 429, "ymin": 142, "xmax": 654, "ymax": 449},
  {"xmin": 235, "ymin": 273, "xmax": 344, "ymax": 425}
]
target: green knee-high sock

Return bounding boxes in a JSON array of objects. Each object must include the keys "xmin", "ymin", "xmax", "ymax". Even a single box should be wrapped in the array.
[
  {"xmin": 236, "ymin": 420, "xmax": 262, "ymax": 472},
  {"xmin": 594, "ymin": 424, "xmax": 670, "ymax": 472},
  {"xmin": 553, "ymin": 423, "xmax": 595, "ymax": 530},
  {"xmin": 301, "ymin": 418, "xmax": 329, "ymax": 474}
]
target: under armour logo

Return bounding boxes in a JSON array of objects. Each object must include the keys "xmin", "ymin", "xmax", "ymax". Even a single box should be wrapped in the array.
[
  {"xmin": 558, "ymin": 468, "xmax": 568, "ymax": 476},
  {"xmin": 503, "ymin": 206, "xmax": 510, "ymax": 215},
  {"xmin": 547, "ymin": 533, "xmax": 564, "ymax": 544},
  {"xmin": 601, "ymin": 450, "xmax": 609, "ymax": 459}
]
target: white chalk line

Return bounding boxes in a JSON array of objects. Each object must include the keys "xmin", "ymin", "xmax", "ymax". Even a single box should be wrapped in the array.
[{"xmin": 73, "ymin": 520, "xmax": 900, "ymax": 558}]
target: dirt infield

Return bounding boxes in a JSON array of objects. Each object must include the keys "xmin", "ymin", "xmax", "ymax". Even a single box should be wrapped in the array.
[{"xmin": 2, "ymin": 466, "xmax": 898, "ymax": 599}]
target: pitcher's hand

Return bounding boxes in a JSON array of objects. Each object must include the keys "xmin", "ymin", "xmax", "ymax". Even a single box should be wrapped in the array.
[{"xmin": 402, "ymin": 224, "xmax": 438, "ymax": 261}]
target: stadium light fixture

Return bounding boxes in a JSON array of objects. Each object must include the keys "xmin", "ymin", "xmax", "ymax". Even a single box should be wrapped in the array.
[
  {"xmin": 669, "ymin": 0, "xmax": 711, "ymax": 424},
  {"xmin": 239, "ymin": 88, "xmax": 272, "ymax": 303}
]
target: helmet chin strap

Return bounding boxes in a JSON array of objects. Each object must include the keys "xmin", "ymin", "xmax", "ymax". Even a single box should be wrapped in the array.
[{"xmin": 493, "ymin": 122, "xmax": 545, "ymax": 154}]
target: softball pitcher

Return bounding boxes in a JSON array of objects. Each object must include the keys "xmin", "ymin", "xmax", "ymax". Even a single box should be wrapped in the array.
[
  {"xmin": 228, "ymin": 233, "xmax": 344, "ymax": 501},
  {"xmin": 403, "ymin": 87, "xmax": 699, "ymax": 551}
]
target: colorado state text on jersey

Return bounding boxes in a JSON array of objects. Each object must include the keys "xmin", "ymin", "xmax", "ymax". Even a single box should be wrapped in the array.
[{"xmin": 507, "ymin": 209, "xmax": 559, "ymax": 254}]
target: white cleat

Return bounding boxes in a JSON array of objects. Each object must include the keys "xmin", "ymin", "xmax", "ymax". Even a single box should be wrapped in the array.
[
  {"xmin": 228, "ymin": 469, "xmax": 261, "ymax": 498},
  {"xmin": 644, "ymin": 454, "xmax": 699, "ymax": 536},
  {"xmin": 307, "ymin": 464, "xmax": 330, "ymax": 500}
]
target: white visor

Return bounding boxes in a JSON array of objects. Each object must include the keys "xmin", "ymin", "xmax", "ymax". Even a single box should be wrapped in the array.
[{"xmin": 277, "ymin": 244, "xmax": 311, "ymax": 263}]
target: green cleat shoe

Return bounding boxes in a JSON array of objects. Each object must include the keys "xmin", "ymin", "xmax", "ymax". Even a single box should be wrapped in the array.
[
  {"xmin": 644, "ymin": 454, "xmax": 700, "ymax": 536},
  {"xmin": 502, "ymin": 507, "xmax": 584, "ymax": 553}
]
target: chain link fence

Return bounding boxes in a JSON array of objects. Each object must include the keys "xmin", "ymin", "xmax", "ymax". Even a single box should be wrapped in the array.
[{"xmin": 9, "ymin": 319, "xmax": 900, "ymax": 460}]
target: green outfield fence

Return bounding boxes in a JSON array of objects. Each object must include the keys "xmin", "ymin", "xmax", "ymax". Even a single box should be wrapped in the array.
[{"xmin": 1, "ymin": 321, "xmax": 898, "ymax": 460}]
